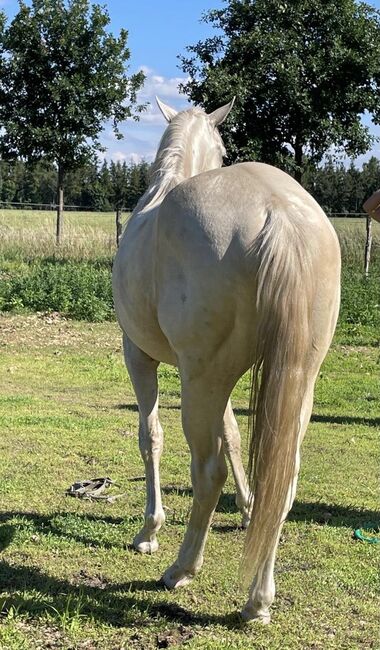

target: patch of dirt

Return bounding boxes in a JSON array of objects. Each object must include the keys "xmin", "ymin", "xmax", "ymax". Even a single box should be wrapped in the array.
[
  {"xmin": 156, "ymin": 626, "xmax": 194, "ymax": 648},
  {"xmin": 0, "ymin": 312, "xmax": 121, "ymax": 351},
  {"xmin": 15, "ymin": 621, "xmax": 64, "ymax": 649},
  {"xmin": 71, "ymin": 569, "xmax": 109, "ymax": 590}
]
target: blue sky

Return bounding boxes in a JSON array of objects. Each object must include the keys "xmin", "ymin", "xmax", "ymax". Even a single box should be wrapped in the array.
[{"xmin": 1, "ymin": 0, "xmax": 380, "ymax": 165}]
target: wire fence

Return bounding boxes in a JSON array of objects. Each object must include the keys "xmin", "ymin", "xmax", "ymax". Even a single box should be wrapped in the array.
[
  {"xmin": 0, "ymin": 201, "xmax": 371, "ymax": 217},
  {"xmin": 0, "ymin": 200, "xmax": 94, "ymax": 211},
  {"xmin": 0, "ymin": 201, "xmax": 134, "ymax": 212}
]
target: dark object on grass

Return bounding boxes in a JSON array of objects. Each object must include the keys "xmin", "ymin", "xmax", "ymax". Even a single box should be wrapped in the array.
[{"xmin": 66, "ymin": 477, "xmax": 124, "ymax": 502}]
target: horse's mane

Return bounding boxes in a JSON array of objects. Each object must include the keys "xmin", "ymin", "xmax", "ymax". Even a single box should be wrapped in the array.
[{"xmin": 135, "ymin": 108, "xmax": 206, "ymax": 213}]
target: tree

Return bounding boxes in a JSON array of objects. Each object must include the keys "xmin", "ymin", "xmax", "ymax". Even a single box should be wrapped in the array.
[
  {"xmin": 0, "ymin": 0, "xmax": 145, "ymax": 242},
  {"xmin": 346, "ymin": 160, "xmax": 363, "ymax": 213},
  {"xmin": 109, "ymin": 160, "xmax": 129, "ymax": 246},
  {"xmin": 98, "ymin": 161, "xmax": 112, "ymax": 211},
  {"xmin": 361, "ymin": 156, "xmax": 380, "ymax": 199},
  {"xmin": 180, "ymin": 0, "xmax": 380, "ymax": 182}
]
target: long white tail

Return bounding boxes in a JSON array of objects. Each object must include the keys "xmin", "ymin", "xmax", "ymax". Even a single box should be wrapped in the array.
[{"xmin": 243, "ymin": 203, "xmax": 315, "ymax": 584}]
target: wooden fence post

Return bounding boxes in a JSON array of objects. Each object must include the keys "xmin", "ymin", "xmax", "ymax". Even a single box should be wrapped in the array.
[
  {"xmin": 116, "ymin": 208, "xmax": 122, "ymax": 247},
  {"xmin": 364, "ymin": 215, "xmax": 372, "ymax": 277}
]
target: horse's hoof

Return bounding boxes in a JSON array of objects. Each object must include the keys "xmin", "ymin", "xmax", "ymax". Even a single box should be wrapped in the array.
[
  {"xmin": 133, "ymin": 536, "xmax": 159, "ymax": 554},
  {"xmin": 240, "ymin": 607, "xmax": 271, "ymax": 625},
  {"xmin": 161, "ymin": 565, "xmax": 194, "ymax": 589},
  {"xmin": 241, "ymin": 512, "xmax": 251, "ymax": 529}
]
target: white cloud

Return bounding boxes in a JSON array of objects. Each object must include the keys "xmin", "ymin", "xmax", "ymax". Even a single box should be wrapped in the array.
[
  {"xmin": 136, "ymin": 67, "xmax": 190, "ymax": 127},
  {"xmin": 138, "ymin": 65, "xmax": 189, "ymax": 101},
  {"xmin": 112, "ymin": 151, "xmax": 128, "ymax": 162},
  {"xmin": 138, "ymin": 106, "xmax": 167, "ymax": 126},
  {"xmin": 101, "ymin": 66, "xmax": 191, "ymax": 162},
  {"xmin": 128, "ymin": 151, "xmax": 155, "ymax": 164}
]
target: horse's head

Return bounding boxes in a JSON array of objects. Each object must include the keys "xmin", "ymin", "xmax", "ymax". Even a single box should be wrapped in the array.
[{"xmin": 156, "ymin": 96, "xmax": 235, "ymax": 178}]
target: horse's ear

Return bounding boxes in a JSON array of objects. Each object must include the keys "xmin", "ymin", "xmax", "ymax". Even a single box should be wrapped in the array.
[
  {"xmin": 208, "ymin": 97, "xmax": 235, "ymax": 126},
  {"xmin": 156, "ymin": 96, "xmax": 178, "ymax": 122}
]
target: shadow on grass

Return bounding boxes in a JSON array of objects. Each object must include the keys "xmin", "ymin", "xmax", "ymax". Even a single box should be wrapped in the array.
[
  {"xmin": 311, "ymin": 414, "xmax": 380, "ymax": 427},
  {"xmin": 0, "ymin": 554, "xmax": 242, "ymax": 629},
  {"xmin": 162, "ymin": 486, "xmax": 240, "ymax": 518},
  {"xmin": 115, "ymin": 403, "xmax": 139, "ymax": 412},
  {"xmin": 0, "ymin": 511, "xmax": 137, "ymax": 551},
  {"xmin": 115, "ymin": 403, "xmax": 251, "ymax": 416},
  {"xmin": 0, "ymin": 502, "xmax": 378, "ymax": 628},
  {"xmin": 0, "ymin": 500, "xmax": 378, "ymax": 550},
  {"xmin": 114, "ymin": 405, "xmax": 380, "ymax": 428}
]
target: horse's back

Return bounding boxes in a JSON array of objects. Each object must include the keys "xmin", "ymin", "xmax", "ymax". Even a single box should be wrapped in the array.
[
  {"xmin": 158, "ymin": 162, "xmax": 337, "ymax": 281},
  {"xmin": 155, "ymin": 162, "xmax": 340, "ymax": 370}
]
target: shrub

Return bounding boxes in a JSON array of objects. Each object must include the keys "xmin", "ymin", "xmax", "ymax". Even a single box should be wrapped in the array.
[{"xmin": 0, "ymin": 260, "xmax": 114, "ymax": 322}]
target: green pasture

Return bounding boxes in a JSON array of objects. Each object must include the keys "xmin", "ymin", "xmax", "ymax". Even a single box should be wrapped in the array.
[
  {"xmin": 0, "ymin": 314, "xmax": 379, "ymax": 649},
  {"xmin": 0, "ymin": 209, "xmax": 379, "ymax": 647},
  {"xmin": 0, "ymin": 209, "xmax": 130, "ymax": 261},
  {"xmin": 0, "ymin": 210, "xmax": 115, "ymax": 231}
]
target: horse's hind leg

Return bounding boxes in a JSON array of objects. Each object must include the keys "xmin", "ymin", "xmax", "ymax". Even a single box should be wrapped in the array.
[
  {"xmin": 223, "ymin": 400, "xmax": 251, "ymax": 528},
  {"xmin": 123, "ymin": 334, "xmax": 165, "ymax": 554},
  {"xmin": 241, "ymin": 384, "xmax": 315, "ymax": 623},
  {"xmin": 162, "ymin": 369, "xmax": 229, "ymax": 589}
]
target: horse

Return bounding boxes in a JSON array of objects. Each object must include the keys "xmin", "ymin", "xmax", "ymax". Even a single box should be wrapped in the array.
[{"xmin": 112, "ymin": 97, "xmax": 341, "ymax": 623}]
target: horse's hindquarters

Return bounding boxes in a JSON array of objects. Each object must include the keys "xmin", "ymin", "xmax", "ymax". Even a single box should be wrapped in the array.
[{"xmin": 112, "ymin": 213, "xmax": 177, "ymax": 365}]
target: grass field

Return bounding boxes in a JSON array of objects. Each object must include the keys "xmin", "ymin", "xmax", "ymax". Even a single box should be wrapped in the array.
[
  {"xmin": 0, "ymin": 209, "xmax": 379, "ymax": 648},
  {"xmin": 0, "ymin": 313, "xmax": 379, "ymax": 650},
  {"xmin": 0, "ymin": 210, "xmax": 128, "ymax": 261}
]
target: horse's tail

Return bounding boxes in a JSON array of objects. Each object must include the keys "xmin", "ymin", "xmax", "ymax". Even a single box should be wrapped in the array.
[{"xmin": 243, "ymin": 202, "xmax": 315, "ymax": 584}]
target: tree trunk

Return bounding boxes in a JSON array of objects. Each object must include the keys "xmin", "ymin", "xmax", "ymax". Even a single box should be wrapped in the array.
[
  {"xmin": 294, "ymin": 140, "xmax": 303, "ymax": 185},
  {"xmin": 56, "ymin": 163, "xmax": 64, "ymax": 245},
  {"xmin": 364, "ymin": 215, "xmax": 372, "ymax": 277},
  {"xmin": 116, "ymin": 207, "xmax": 123, "ymax": 247}
]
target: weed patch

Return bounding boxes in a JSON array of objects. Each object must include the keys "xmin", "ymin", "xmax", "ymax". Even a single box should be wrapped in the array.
[{"xmin": 0, "ymin": 259, "xmax": 114, "ymax": 321}]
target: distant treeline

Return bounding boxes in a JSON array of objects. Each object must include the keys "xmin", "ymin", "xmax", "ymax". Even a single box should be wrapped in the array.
[
  {"xmin": 303, "ymin": 156, "xmax": 380, "ymax": 214},
  {"xmin": 0, "ymin": 159, "xmax": 151, "ymax": 211},
  {"xmin": 1, "ymin": 155, "xmax": 380, "ymax": 214}
]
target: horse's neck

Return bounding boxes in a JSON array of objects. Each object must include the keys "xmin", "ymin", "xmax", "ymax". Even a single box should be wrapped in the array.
[
  {"xmin": 135, "ymin": 118, "xmax": 201, "ymax": 214},
  {"xmin": 135, "ymin": 167, "xmax": 183, "ymax": 214},
  {"xmin": 135, "ymin": 152, "xmax": 190, "ymax": 215}
]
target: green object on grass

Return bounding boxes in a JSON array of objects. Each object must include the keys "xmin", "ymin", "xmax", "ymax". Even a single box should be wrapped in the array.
[{"xmin": 354, "ymin": 523, "xmax": 380, "ymax": 544}]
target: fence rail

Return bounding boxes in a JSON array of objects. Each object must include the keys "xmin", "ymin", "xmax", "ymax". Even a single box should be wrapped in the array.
[
  {"xmin": 0, "ymin": 201, "xmax": 94, "ymax": 211},
  {"xmin": 328, "ymin": 212, "xmax": 367, "ymax": 218},
  {"xmin": 0, "ymin": 201, "xmax": 135, "ymax": 212}
]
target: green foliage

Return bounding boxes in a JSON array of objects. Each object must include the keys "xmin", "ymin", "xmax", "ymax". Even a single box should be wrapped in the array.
[
  {"xmin": 109, "ymin": 160, "xmax": 129, "ymax": 211},
  {"xmin": 0, "ymin": 0, "xmax": 145, "ymax": 170},
  {"xmin": 3, "ymin": 151, "xmax": 380, "ymax": 217},
  {"xmin": 0, "ymin": 0, "xmax": 145, "ymax": 241},
  {"xmin": 340, "ymin": 266, "xmax": 380, "ymax": 328},
  {"xmin": 0, "ymin": 260, "xmax": 114, "ymax": 321},
  {"xmin": 180, "ymin": 0, "xmax": 380, "ymax": 179},
  {"xmin": 303, "ymin": 156, "xmax": 380, "ymax": 214}
]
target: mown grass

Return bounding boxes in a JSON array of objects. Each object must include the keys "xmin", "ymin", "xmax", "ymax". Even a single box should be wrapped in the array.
[
  {"xmin": 0, "ymin": 313, "xmax": 379, "ymax": 649},
  {"xmin": 0, "ymin": 209, "xmax": 379, "ymax": 647}
]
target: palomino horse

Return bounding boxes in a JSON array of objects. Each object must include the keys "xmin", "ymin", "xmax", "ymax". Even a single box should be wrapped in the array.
[{"xmin": 112, "ymin": 98, "xmax": 341, "ymax": 623}]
